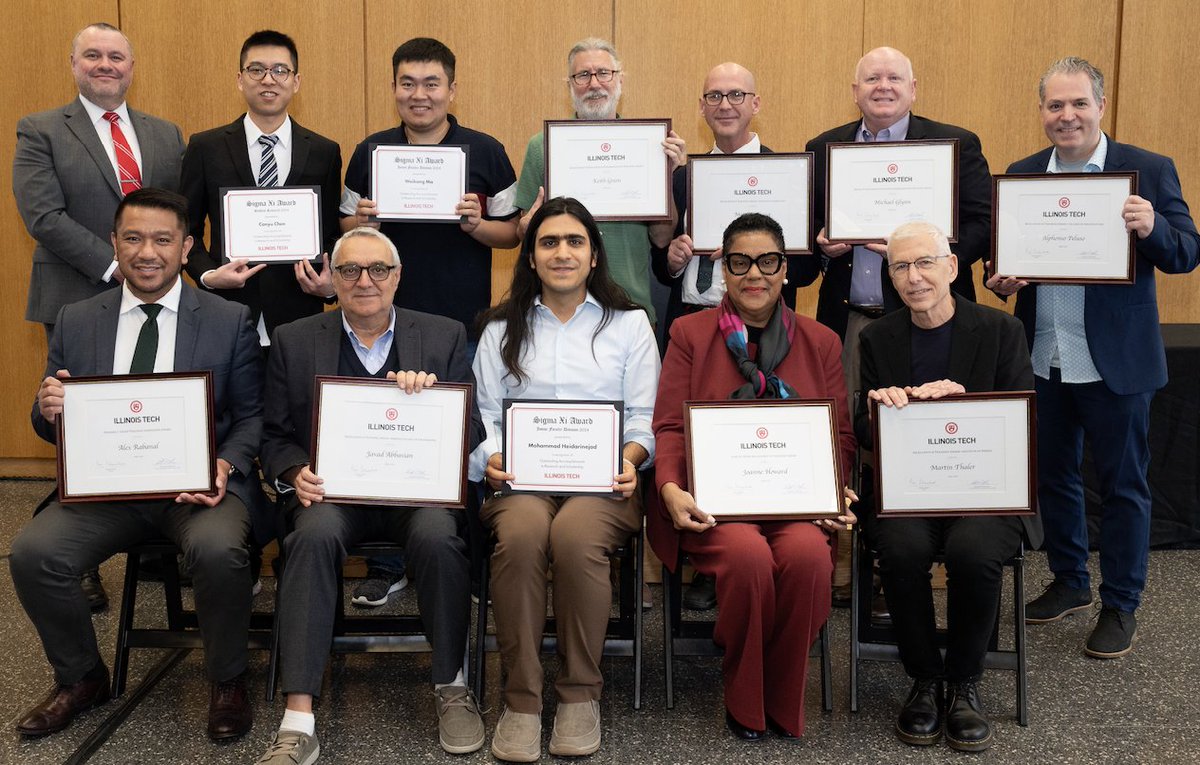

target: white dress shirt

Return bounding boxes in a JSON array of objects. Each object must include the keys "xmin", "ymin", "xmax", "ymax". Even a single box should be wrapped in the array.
[
  {"xmin": 113, "ymin": 278, "xmax": 183, "ymax": 374},
  {"xmin": 79, "ymin": 96, "xmax": 142, "ymax": 283},
  {"xmin": 243, "ymin": 113, "xmax": 293, "ymax": 185}
]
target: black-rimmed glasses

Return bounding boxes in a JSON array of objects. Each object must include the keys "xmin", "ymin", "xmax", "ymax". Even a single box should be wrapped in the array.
[
  {"xmin": 702, "ymin": 90, "xmax": 755, "ymax": 106},
  {"xmin": 333, "ymin": 263, "xmax": 396, "ymax": 282},
  {"xmin": 570, "ymin": 69, "xmax": 620, "ymax": 86},
  {"xmin": 724, "ymin": 252, "xmax": 784, "ymax": 275},
  {"xmin": 242, "ymin": 65, "xmax": 294, "ymax": 82}
]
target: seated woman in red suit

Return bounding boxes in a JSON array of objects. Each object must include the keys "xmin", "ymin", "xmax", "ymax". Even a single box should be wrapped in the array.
[{"xmin": 650, "ymin": 212, "xmax": 856, "ymax": 739}]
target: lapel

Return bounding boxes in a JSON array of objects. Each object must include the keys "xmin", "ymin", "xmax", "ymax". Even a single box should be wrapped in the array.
[
  {"xmin": 95, "ymin": 290, "xmax": 122, "ymax": 374},
  {"xmin": 392, "ymin": 310, "xmax": 423, "ymax": 370},
  {"xmin": 128, "ymin": 108, "xmax": 157, "ymax": 186},
  {"xmin": 173, "ymin": 282, "xmax": 201, "ymax": 371},
  {"xmin": 946, "ymin": 299, "xmax": 982, "ymax": 383},
  {"xmin": 905, "ymin": 114, "xmax": 927, "ymax": 140},
  {"xmin": 1101, "ymin": 134, "xmax": 1125, "ymax": 171},
  {"xmin": 63, "ymin": 99, "xmax": 122, "ymax": 198},
  {"xmin": 287, "ymin": 120, "xmax": 310, "ymax": 185},
  {"xmin": 313, "ymin": 310, "xmax": 343, "ymax": 376},
  {"xmin": 223, "ymin": 118, "xmax": 257, "ymax": 186}
]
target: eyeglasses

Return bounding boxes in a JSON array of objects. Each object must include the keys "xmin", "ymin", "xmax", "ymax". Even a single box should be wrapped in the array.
[
  {"xmin": 332, "ymin": 263, "xmax": 396, "ymax": 282},
  {"xmin": 724, "ymin": 252, "xmax": 784, "ymax": 276},
  {"xmin": 242, "ymin": 64, "xmax": 294, "ymax": 82},
  {"xmin": 702, "ymin": 90, "xmax": 755, "ymax": 106},
  {"xmin": 886, "ymin": 255, "xmax": 951, "ymax": 277},
  {"xmin": 569, "ymin": 69, "xmax": 620, "ymax": 86}
]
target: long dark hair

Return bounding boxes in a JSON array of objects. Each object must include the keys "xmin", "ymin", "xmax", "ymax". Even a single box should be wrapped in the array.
[{"xmin": 479, "ymin": 197, "xmax": 641, "ymax": 385}]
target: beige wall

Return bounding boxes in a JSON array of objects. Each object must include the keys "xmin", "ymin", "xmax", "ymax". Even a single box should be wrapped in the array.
[{"xmin": 3, "ymin": 0, "xmax": 1199, "ymax": 465}]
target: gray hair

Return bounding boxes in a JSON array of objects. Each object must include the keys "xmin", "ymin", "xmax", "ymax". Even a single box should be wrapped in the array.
[
  {"xmin": 567, "ymin": 37, "xmax": 622, "ymax": 74},
  {"xmin": 1039, "ymin": 56, "xmax": 1104, "ymax": 104},
  {"xmin": 887, "ymin": 221, "xmax": 951, "ymax": 260},
  {"xmin": 331, "ymin": 226, "xmax": 400, "ymax": 266}
]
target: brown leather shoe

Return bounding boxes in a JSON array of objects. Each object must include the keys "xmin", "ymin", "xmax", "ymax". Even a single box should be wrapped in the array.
[
  {"xmin": 16, "ymin": 662, "xmax": 111, "ymax": 736},
  {"xmin": 207, "ymin": 672, "xmax": 252, "ymax": 741}
]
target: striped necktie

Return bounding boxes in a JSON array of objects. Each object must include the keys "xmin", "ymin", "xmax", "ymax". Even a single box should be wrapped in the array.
[
  {"xmin": 257, "ymin": 134, "xmax": 280, "ymax": 187},
  {"xmin": 102, "ymin": 112, "xmax": 141, "ymax": 196}
]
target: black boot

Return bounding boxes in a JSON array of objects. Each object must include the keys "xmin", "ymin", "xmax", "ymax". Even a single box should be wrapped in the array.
[
  {"xmin": 945, "ymin": 681, "xmax": 993, "ymax": 751},
  {"xmin": 895, "ymin": 678, "xmax": 942, "ymax": 746}
]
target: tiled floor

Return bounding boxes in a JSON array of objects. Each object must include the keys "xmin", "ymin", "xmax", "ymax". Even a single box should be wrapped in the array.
[{"xmin": 1, "ymin": 478, "xmax": 1197, "ymax": 764}]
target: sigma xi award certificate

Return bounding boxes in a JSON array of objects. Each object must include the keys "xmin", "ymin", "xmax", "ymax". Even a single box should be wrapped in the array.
[
  {"xmin": 221, "ymin": 186, "xmax": 322, "ymax": 262},
  {"xmin": 502, "ymin": 399, "xmax": 623, "ymax": 495},
  {"xmin": 370, "ymin": 144, "xmax": 469, "ymax": 222}
]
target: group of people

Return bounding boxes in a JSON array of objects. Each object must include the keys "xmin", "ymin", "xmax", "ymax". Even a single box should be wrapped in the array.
[{"xmin": 9, "ymin": 19, "xmax": 1197, "ymax": 765}]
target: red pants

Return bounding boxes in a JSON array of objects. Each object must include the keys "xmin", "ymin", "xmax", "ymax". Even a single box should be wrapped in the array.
[{"xmin": 681, "ymin": 520, "xmax": 832, "ymax": 735}]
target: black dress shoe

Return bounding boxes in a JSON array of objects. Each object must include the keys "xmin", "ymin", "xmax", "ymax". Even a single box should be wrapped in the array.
[
  {"xmin": 16, "ymin": 662, "xmax": 111, "ymax": 736},
  {"xmin": 895, "ymin": 678, "xmax": 942, "ymax": 746},
  {"xmin": 945, "ymin": 681, "xmax": 993, "ymax": 752},
  {"xmin": 683, "ymin": 572, "xmax": 717, "ymax": 610},
  {"xmin": 207, "ymin": 672, "xmax": 252, "ymax": 741},
  {"xmin": 725, "ymin": 710, "xmax": 767, "ymax": 741},
  {"xmin": 81, "ymin": 568, "xmax": 108, "ymax": 613},
  {"xmin": 766, "ymin": 715, "xmax": 798, "ymax": 739}
]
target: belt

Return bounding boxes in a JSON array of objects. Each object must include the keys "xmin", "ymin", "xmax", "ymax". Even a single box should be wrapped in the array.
[{"xmin": 846, "ymin": 303, "xmax": 885, "ymax": 319}]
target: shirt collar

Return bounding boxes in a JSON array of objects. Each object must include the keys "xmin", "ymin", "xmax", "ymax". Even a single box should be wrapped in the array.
[
  {"xmin": 79, "ymin": 95, "xmax": 130, "ymax": 125},
  {"xmin": 857, "ymin": 112, "xmax": 911, "ymax": 142},
  {"xmin": 243, "ymin": 113, "xmax": 293, "ymax": 151},
  {"xmin": 710, "ymin": 133, "xmax": 761, "ymax": 155},
  {"xmin": 532, "ymin": 291, "xmax": 601, "ymax": 319},
  {"xmin": 119, "ymin": 276, "xmax": 183, "ymax": 316},
  {"xmin": 1049, "ymin": 132, "xmax": 1108, "ymax": 173},
  {"xmin": 399, "ymin": 113, "xmax": 458, "ymax": 144},
  {"xmin": 341, "ymin": 307, "xmax": 397, "ymax": 349}
]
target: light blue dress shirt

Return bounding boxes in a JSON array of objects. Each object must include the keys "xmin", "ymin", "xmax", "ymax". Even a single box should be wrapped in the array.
[
  {"xmin": 341, "ymin": 307, "xmax": 396, "ymax": 374},
  {"xmin": 849, "ymin": 113, "xmax": 911, "ymax": 306},
  {"xmin": 1031, "ymin": 134, "xmax": 1108, "ymax": 383},
  {"xmin": 469, "ymin": 293, "xmax": 660, "ymax": 481}
]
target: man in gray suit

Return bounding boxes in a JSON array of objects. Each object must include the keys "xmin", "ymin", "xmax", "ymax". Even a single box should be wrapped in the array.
[
  {"xmin": 9, "ymin": 189, "xmax": 262, "ymax": 742},
  {"xmin": 255, "ymin": 227, "xmax": 486, "ymax": 763},
  {"xmin": 13, "ymin": 22, "xmax": 184, "ymax": 336}
]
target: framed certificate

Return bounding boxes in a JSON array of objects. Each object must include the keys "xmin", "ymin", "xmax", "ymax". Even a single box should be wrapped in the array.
[
  {"xmin": 56, "ymin": 372, "xmax": 216, "ymax": 503},
  {"xmin": 825, "ymin": 139, "xmax": 959, "ymax": 243},
  {"xmin": 684, "ymin": 399, "xmax": 843, "ymax": 521},
  {"xmin": 872, "ymin": 392, "xmax": 1036, "ymax": 517},
  {"xmin": 311, "ymin": 377, "xmax": 472, "ymax": 507},
  {"xmin": 221, "ymin": 186, "xmax": 321, "ymax": 263},
  {"xmin": 501, "ymin": 399, "xmax": 623, "ymax": 495},
  {"xmin": 370, "ymin": 144, "xmax": 469, "ymax": 222},
  {"xmin": 687, "ymin": 153, "xmax": 813, "ymax": 254},
  {"xmin": 991, "ymin": 172, "xmax": 1137, "ymax": 284},
  {"xmin": 544, "ymin": 119, "xmax": 672, "ymax": 221}
]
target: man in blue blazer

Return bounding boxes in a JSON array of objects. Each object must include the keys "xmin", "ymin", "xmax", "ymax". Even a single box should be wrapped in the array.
[
  {"xmin": 990, "ymin": 57, "xmax": 1200, "ymax": 658},
  {"xmin": 9, "ymin": 189, "xmax": 263, "ymax": 741}
]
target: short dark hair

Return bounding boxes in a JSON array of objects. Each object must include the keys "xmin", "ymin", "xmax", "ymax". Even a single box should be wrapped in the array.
[
  {"xmin": 240, "ymin": 29, "xmax": 299, "ymax": 71},
  {"xmin": 392, "ymin": 37, "xmax": 455, "ymax": 84},
  {"xmin": 722, "ymin": 212, "xmax": 785, "ymax": 252},
  {"xmin": 114, "ymin": 188, "xmax": 189, "ymax": 233}
]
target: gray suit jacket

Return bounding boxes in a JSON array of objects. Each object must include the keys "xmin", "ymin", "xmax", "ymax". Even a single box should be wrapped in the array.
[
  {"xmin": 14, "ymin": 98, "xmax": 185, "ymax": 324},
  {"xmin": 31, "ymin": 281, "xmax": 264, "ymax": 506},
  {"xmin": 261, "ymin": 308, "xmax": 485, "ymax": 485}
]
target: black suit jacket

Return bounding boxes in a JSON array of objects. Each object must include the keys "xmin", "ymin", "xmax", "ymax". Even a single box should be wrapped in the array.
[
  {"xmin": 180, "ymin": 116, "xmax": 343, "ymax": 332},
  {"xmin": 32, "ymin": 281, "xmax": 264, "ymax": 507},
  {"xmin": 803, "ymin": 114, "xmax": 992, "ymax": 338},
  {"xmin": 261, "ymin": 308, "xmax": 485, "ymax": 485},
  {"xmin": 853, "ymin": 297, "xmax": 1041, "ymax": 546}
]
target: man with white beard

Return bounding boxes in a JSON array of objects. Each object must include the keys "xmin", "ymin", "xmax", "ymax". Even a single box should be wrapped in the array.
[{"xmin": 512, "ymin": 37, "xmax": 685, "ymax": 326}]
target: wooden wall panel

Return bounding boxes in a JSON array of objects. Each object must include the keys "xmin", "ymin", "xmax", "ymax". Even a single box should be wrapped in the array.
[
  {"xmin": 616, "ymin": 0, "xmax": 865, "ymax": 318},
  {"xmin": 0, "ymin": 1, "xmax": 118, "ymax": 460},
  {"xmin": 1115, "ymin": 0, "xmax": 1200, "ymax": 322}
]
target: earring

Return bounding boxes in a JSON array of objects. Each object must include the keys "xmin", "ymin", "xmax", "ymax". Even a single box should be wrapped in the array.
[{"xmin": 783, "ymin": 278, "xmax": 789, "ymax": 285}]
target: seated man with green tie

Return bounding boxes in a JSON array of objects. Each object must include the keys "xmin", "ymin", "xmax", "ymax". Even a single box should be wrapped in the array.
[{"xmin": 9, "ymin": 188, "xmax": 263, "ymax": 744}]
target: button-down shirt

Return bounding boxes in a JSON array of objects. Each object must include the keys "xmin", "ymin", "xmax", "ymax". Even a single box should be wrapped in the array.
[
  {"xmin": 80, "ymin": 96, "xmax": 142, "ymax": 283},
  {"xmin": 113, "ymin": 278, "xmax": 182, "ymax": 374},
  {"xmin": 469, "ymin": 293, "xmax": 660, "ymax": 481},
  {"xmin": 849, "ymin": 113, "xmax": 912, "ymax": 307},
  {"xmin": 1031, "ymin": 134, "xmax": 1108, "ymax": 383},
  {"xmin": 341, "ymin": 307, "xmax": 396, "ymax": 375},
  {"xmin": 243, "ymin": 114, "xmax": 293, "ymax": 186}
]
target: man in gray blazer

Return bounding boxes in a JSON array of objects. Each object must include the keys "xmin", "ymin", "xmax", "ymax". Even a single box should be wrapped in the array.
[
  {"xmin": 255, "ymin": 227, "xmax": 486, "ymax": 763},
  {"xmin": 9, "ymin": 189, "xmax": 262, "ymax": 743},
  {"xmin": 13, "ymin": 22, "xmax": 184, "ymax": 335}
]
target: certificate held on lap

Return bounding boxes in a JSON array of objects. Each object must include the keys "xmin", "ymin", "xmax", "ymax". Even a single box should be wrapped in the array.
[
  {"xmin": 312, "ymin": 377, "xmax": 471, "ymax": 507},
  {"xmin": 502, "ymin": 400, "xmax": 623, "ymax": 495},
  {"xmin": 684, "ymin": 400, "xmax": 842, "ymax": 521}
]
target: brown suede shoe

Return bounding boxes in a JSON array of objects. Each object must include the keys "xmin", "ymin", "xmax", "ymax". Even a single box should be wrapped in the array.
[
  {"xmin": 16, "ymin": 662, "xmax": 111, "ymax": 736},
  {"xmin": 207, "ymin": 672, "xmax": 252, "ymax": 741}
]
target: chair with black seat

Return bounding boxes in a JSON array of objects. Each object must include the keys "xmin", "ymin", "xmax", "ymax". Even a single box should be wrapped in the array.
[
  {"xmin": 660, "ymin": 557, "xmax": 833, "ymax": 713},
  {"xmin": 848, "ymin": 525, "xmax": 1028, "ymax": 725}
]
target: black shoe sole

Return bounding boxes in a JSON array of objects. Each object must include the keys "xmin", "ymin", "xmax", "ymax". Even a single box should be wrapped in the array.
[{"xmin": 1025, "ymin": 601, "xmax": 1092, "ymax": 624}]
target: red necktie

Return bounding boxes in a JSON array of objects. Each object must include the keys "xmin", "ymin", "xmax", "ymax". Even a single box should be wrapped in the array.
[{"xmin": 103, "ymin": 112, "xmax": 142, "ymax": 196}]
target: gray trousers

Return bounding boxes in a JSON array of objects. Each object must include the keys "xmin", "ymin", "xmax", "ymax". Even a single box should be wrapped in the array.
[
  {"xmin": 277, "ymin": 501, "xmax": 470, "ymax": 696},
  {"xmin": 9, "ymin": 496, "xmax": 251, "ymax": 685}
]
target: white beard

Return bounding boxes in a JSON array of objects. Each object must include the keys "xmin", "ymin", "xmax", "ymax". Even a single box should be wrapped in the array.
[{"xmin": 572, "ymin": 81, "xmax": 621, "ymax": 120}]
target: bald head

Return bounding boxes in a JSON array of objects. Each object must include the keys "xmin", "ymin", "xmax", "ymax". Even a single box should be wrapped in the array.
[
  {"xmin": 700, "ymin": 61, "xmax": 760, "ymax": 153},
  {"xmin": 853, "ymin": 47, "xmax": 916, "ymax": 133}
]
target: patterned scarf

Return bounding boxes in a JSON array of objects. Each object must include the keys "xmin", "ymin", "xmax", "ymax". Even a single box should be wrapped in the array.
[{"xmin": 717, "ymin": 295, "xmax": 799, "ymax": 399}]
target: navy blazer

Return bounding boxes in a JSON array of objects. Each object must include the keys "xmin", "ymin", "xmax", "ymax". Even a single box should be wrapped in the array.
[
  {"xmin": 1008, "ymin": 137, "xmax": 1200, "ymax": 395},
  {"xmin": 31, "ymin": 281, "xmax": 264, "ymax": 506},
  {"xmin": 802, "ymin": 115, "xmax": 993, "ymax": 339},
  {"xmin": 854, "ymin": 298, "xmax": 1041, "ymax": 547}
]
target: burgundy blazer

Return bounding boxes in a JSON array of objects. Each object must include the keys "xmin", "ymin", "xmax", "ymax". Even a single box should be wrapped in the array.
[{"xmin": 649, "ymin": 307, "xmax": 857, "ymax": 569}]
